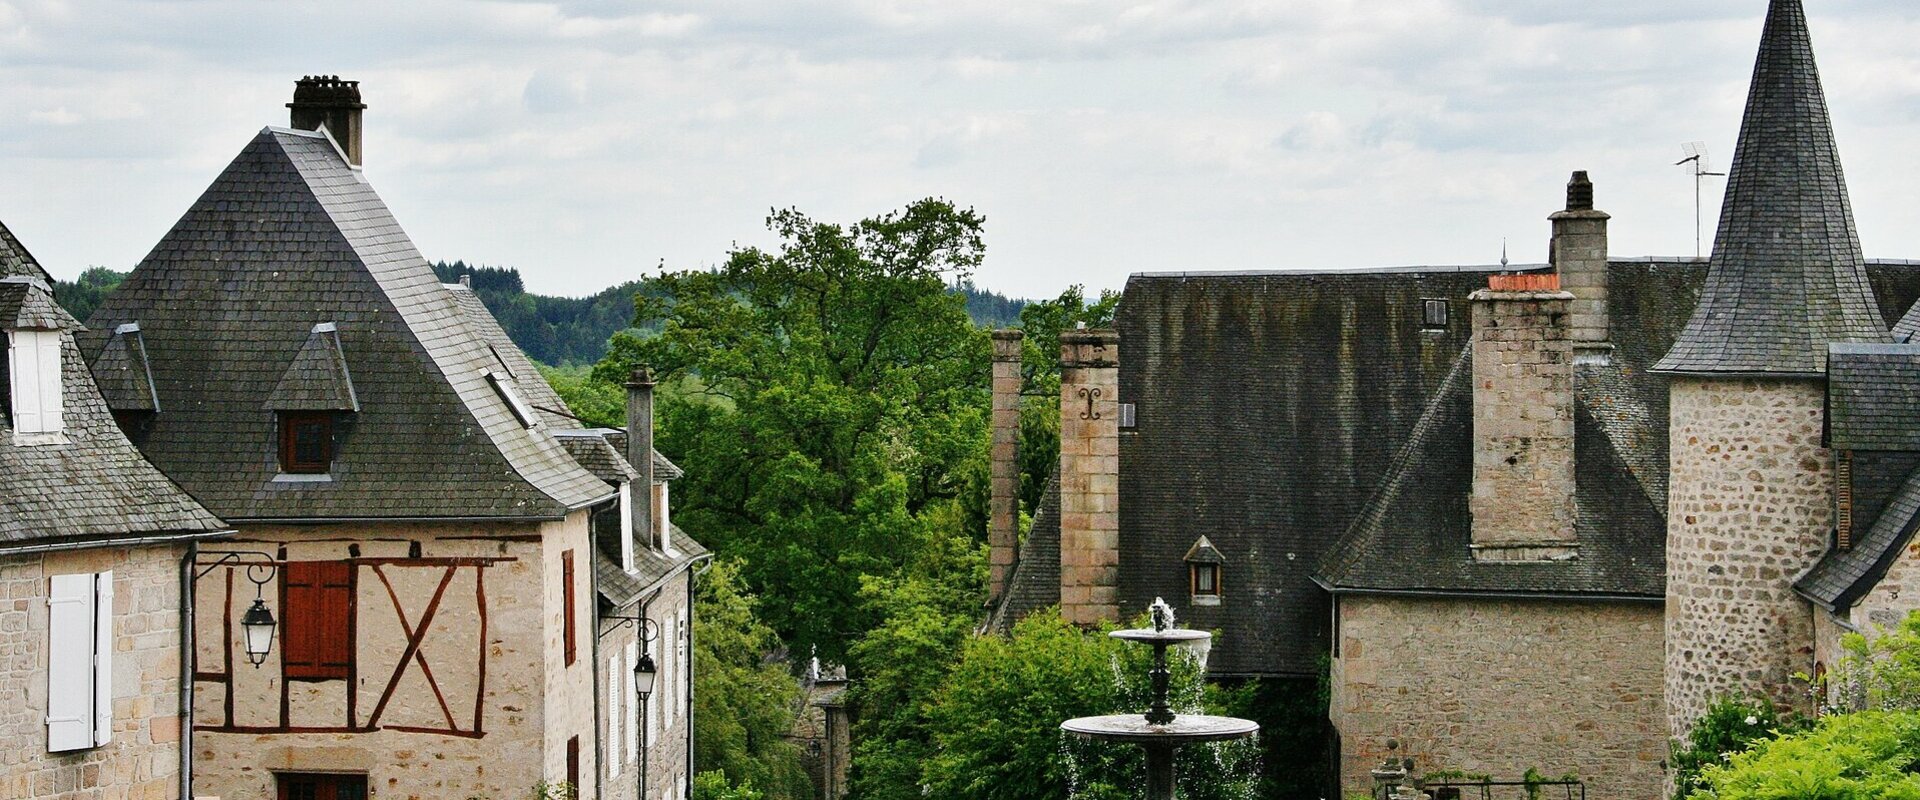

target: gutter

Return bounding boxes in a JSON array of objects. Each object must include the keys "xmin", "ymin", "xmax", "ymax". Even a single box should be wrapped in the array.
[
  {"xmin": 1311, "ymin": 575, "xmax": 1662, "ymax": 605},
  {"xmin": 223, "ymin": 514, "xmax": 569, "ymax": 524},
  {"xmin": 0, "ymin": 528, "xmax": 233, "ymax": 557}
]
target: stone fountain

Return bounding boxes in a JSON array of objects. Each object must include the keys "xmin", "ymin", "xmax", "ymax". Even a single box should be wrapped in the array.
[{"xmin": 1061, "ymin": 599, "xmax": 1259, "ymax": 800}]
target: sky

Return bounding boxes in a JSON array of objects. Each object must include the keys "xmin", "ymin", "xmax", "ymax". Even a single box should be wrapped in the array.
[{"xmin": 3, "ymin": 1, "xmax": 1919, "ymax": 300}]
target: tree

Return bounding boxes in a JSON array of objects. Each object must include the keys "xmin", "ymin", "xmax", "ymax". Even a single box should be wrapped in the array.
[
  {"xmin": 1691, "ymin": 710, "xmax": 1920, "ymax": 800},
  {"xmin": 1010, "ymin": 287, "xmax": 1117, "ymax": 516},
  {"xmin": 53, "ymin": 266, "xmax": 127, "ymax": 322},
  {"xmin": 595, "ymin": 199, "xmax": 992, "ymax": 664},
  {"xmin": 692, "ymin": 559, "xmax": 813, "ymax": 800},
  {"xmin": 1669, "ymin": 696, "xmax": 1805, "ymax": 800}
]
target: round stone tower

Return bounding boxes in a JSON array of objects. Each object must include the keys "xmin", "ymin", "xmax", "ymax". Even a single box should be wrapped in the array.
[{"xmin": 1653, "ymin": 0, "xmax": 1891, "ymax": 737}]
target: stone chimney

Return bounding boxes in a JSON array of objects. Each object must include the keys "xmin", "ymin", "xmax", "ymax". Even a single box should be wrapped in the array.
[
  {"xmin": 989, "ymin": 329, "xmax": 1024, "ymax": 603},
  {"xmin": 1549, "ymin": 171, "xmax": 1611, "ymax": 360},
  {"xmin": 289, "ymin": 75, "xmax": 366, "ymax": 167},
  {"xmin": 1469, "ymin": 274, "xmax": 1578, "ymax": 562},
  {"xmin": 1059, "ymin": 329, "xmax": 1121, "ymax": 625},
  {"xmin": 626, "ymin": 367, "xmax": 656, "ymax": 549}
]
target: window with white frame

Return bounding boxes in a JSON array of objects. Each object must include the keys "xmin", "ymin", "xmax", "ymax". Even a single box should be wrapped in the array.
[
  {"xmin": 9, "ymin": 329, "xmax": 64, "ymax": 435},
  {"xmin": 46, "ymin": 570, "xmax": 113, "ymax": 751},
  {"xmin": 646, "ymin": 633, "xmax": 658, "ymax": 747},
  {"xmin": 661, "ymin": 610, "xmax": 675, "ymax": 731}
]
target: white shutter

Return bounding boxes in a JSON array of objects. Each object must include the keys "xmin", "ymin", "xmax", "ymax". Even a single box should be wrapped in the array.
[
  {"xmin": 36, "ymin": 331, "xmax": 63, "ymax": 433},
  {"xmin": 46, "ymin": 572, "xmax": 96, "ymax": 751},
  {"xmin": 661, "ymin": 613, "xmax": 673, "ymax": 731},
  {"xmin": 620, "ymin": 483, "xmax": 636, "ymax": 573},
  {"xmin": 607, "ymin": 651, "xmax": 622, "ymax": 779},
  {"xmin": 660, "ymin": 484, "xmax": 672, "ymax": 555},
  {"xmin": 93, "ymin": 571, "xmax": 113, "ymax": 746}
]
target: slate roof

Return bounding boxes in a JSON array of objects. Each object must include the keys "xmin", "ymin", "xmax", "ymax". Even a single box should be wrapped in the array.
[
  {"xmin": 1655, "ymin": 0, "xmax": 1888, "ymax": 375},
  {"xmin": 265, "ymin": 323, "xmax": 359, "ymax": 411},
  {"xmin": 1797, "ymin": 466, "xmax": 1920, "ymax": 613},
  {"xmin": 91, "ymin": 324, "xmax": 161, "ymax": 411},
  {"xmin": 988, "ymin": 473, "xmax": 1060, "ymax": 632},
  {"xmin": 1827, "ymin": 344, "xmax": 1920, "ymax": 452},
  {"xmin": 0, "ymin": 220, "xmax": 53, "ymax": 282},
  {"xmin": 0, "ymin": 271, "xmax": 226, "ymax": 548},
  {"xmin": 81, "ymin": 127, "xmax": 612, "ymax": 520},
  {"xmin": 1103, "ymin": 258, "xmax": 1920, "ymax": 677}
]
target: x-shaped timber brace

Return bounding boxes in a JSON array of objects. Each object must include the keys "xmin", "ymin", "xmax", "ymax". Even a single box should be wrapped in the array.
[{"xmin": 192, "ymin": 554, "xmax": 512, "ymax": 737}]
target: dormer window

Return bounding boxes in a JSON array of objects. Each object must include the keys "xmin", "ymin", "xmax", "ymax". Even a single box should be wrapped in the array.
[
  {"xmin": 1421, "ymin": 299, "xmax": 1450, "ymax": 331},
  {"xmin": 8, "ymin": 329, "xmax": 64, "ymax": 435},
  {"xmin": 279, "ymin": 412, "xmax": 334, "ymax": 474},
  {"xmin": 1184, "ymin": 535, "xmax": 1225, "ymax": 607}
]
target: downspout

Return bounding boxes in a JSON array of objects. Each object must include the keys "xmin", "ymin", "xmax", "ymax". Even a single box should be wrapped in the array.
[{"xmin": 179, "ymin": 541, "xmax": 198, "ymax": 800}]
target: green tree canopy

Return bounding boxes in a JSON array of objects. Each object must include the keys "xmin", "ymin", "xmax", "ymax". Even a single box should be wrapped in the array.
[
  {"xmin": 1692, "ymin": 710, "xmax": 1920, "ymax": 800},
  {"xmin": 692, "ymin": 559, "xmax": 812, "ymax": 800},
  {"xmin": 595, "ymin": 199, "xmax": 992, "ymax": 664}
]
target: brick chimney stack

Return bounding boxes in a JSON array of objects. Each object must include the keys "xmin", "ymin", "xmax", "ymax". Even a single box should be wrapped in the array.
[
  {"xmin": 1549, "ymin": 171, "xmax": 1611, "ymax": 359},
  {"xmin": 1058, "ymin": 329, "xmax": 1121, "ymax": 625},
  {"xmin": 289, "ymin": 75, "xmax": 366, "ymax": 167},
  {"xmin": 626, "ymin": 366, "xmax": 656, "ymax": 549},
  {"xmin": 1468, "ymin": 274, "xmax": 1578, "ymax": 562},
  {"xmin": 988, "ymin": 329, "xmax": 1024, "ymax": 603}
]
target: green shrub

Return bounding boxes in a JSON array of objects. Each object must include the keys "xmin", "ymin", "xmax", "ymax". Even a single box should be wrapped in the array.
[
  {"xmin": 1691, "ymin": 710, "xmax": 1920, "ymax": 800},
  {"xmin": 1670, "ymin": 696, "xmax": 1806, "ymax": 800}
]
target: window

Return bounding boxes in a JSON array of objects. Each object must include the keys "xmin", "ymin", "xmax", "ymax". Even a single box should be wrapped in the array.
[
  {"xmin": 282, "ymin": 561, "xmax": 353, "ymax": 680},
  {"xmin": 565, "ymin": 735, "xmax": 580, "ymax": 794},
  {"xmin": 486, "ymin": 371, "xmax": 537, "ymax": 428},
  {"xmin": 1421, "ymin": 299, "xmax": 1450, "ymax": 331},
  {"xmin": 562, "ymin": 550, "xmax": 577, "ymax": 666},
  {"xmin": 277, "ymin": 773, "xmax": 368, "ymax": 800},
  {"xmin": 608, "ymin": 650, "xmax": 624, "ymax": 779},
  {"xmin": 279, "ymin": 412, "xmax": 334, "ymax": 474},
  {"xmin": 1191, "ymin": 562, "xmax": 1220, "ymax": 597},
  {"xmin": 9, "ymin": 329, "xmax": 64, "ymax": 435},
  {"xmin": 46, "ymin": 570, "xmax": 113, "ymax": 752}
]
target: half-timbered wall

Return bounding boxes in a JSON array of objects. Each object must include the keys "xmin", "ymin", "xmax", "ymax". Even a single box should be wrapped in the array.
[
  {"xmin": 0, "ymin": 544, "xmax": 187, "ymax": 800},
  {"xmin": 190, "ymin": 512, "xmax": 599, "ymax": 800}
]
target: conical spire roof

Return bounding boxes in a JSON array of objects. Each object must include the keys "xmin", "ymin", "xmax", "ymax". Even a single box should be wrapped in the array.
[{"xmin": 1654, "ymin": 0, "xmax": 1888, "ymax": 376}]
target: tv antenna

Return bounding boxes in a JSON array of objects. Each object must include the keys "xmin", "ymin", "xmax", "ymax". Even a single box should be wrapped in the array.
[{"xmin": 1676, "ymin": 141, "xmax": 1726, "ymax": 258}]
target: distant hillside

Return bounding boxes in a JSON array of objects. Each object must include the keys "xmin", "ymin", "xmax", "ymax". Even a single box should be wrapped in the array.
[{"xmin": 53, "ymin": 262, "xmax": 1029, "ymax": 366}]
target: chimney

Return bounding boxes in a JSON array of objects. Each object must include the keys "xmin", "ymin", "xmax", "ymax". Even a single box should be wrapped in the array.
[
  {"xmin": 626, "ymin": 367, "xmax": 656, "ymax": 550},
  {"xmin": 289, "ymin": 75, "xmax": 367, "ymax": 167},
  {"xmin": 1058, "ymin": 329, "xmax": 1121, "ymax": 625},
  {"xmin": 988, "ymin": 329, "xmax": 1025, "ymax": 603},
  {"xmin": 1469, "ymin": 274, "xmax": 1578, "ymax": 562},
  {"xmin": 1549, "ymin": 171, "xmax": 1611, "ymax": 361}
]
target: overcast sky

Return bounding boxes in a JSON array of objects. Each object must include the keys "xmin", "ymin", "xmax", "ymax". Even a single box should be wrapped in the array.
[{"xmin": 3, "ymin": 1, "xmax": 1918, "ymax": 299}]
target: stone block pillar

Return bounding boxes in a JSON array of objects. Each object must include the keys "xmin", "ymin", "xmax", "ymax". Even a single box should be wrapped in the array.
[
  {"xmin": 1059, "ymin": 329, "xmax": 1121, "ymax": 626},
  {"xmin": 1549, "ymin": 171, "xmax": 1612, "ymax": 359},
  {"xmin": 1469, "ymin": 276, "xmax": 1578, "ymax": 562},
  {"xmin": 1665, "ymin": 377, "xmax": 1830, "ymax": 736},
  {"xmin": 989, "ymin": 329, "xmax": 1024, "ymax": 603}
]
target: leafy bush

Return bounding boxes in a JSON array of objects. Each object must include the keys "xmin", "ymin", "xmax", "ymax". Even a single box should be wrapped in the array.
[
  {"xmin": 694, "ymin": 770, "xmax": 767, "ymax": 800},
  {"xmin": 1691, "ymin": 710, "xmax": 1920, "ymax": 799},
  {"xmin": 1670, "ymin": 696, "xmax": 1806, "ymax": 800},
  {"xmin": 1821, "ymin": 611, "xmax": 1920, "ymax": 713}
]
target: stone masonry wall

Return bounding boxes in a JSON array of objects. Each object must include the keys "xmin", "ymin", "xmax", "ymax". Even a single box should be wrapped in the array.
[
  {"xmin": 597, "ymin": 571, "xmax": 693, "ymax": 800},
  {"xmin": 1666, "ymin": 377, "xmax": 1830, "ymax": 736},
  {"xmin": 0, "ymin": 544, "xmax": 188, "ymax": 800},
  {"xmin": 1059, "ymin": 329, "xmax": 1121, "ymax": 626},
  {"xmin": 1329, "ymin": 595, "xmax": 1665, "ymax": 800},
  {"xmin": 190, "ymin": 514, "xmax": 596, "ymax": 800},
  {"xmin": 1849, "ymin": 533, "xmax": 1920, "ymax": 634},
  {"xmin": 989, "ymin": 330, "xmax": 1024, "ymax": 602},
  {"xmin": 1469, "ymin": 289, "xmax": 1577, "ymax": 557}
]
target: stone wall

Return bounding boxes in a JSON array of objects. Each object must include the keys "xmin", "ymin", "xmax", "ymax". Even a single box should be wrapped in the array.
[
  {"xmin": 0, "ymin": 544, "xmax": 188, "ymax": 800},
  {"xmin": 1468, "ymin": 288, "xmax": 1577, "ymax": 559},
  {"xmin": 1665, "ymin": 377, "xmax": 1830, "ymax": 736},
  {"xmin": 598, "ymin": 570, "xmax": 693, "ymax": 800},
  {"xmin": 1059, "ymin": 329, "xmax": 1121, "ymax": 626},
  {"xmin": 189, "ymin": 514, "xmax": 598, "ymax": 800},
  {"xmin": 1848, "ymin": 534, "xmax": 1920, "ymax": 633},
  {"xmin": 1329, "ymin": 594, "xmax": 1665, "ymax": 800}
]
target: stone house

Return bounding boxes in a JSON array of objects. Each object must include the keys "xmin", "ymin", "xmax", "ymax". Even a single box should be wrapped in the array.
[
  {"xmin": 79, "ymin": 77, "xmax": 706, "ymax": 800},
  {"xmin": 0, "ymin": 222, "xmax": 231, "ymax": 799},
  {"xmin": 991, "ymin": 2, "xmax": 1920, "ymax": 797}
]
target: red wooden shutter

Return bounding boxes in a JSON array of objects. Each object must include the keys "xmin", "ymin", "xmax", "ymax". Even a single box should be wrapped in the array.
[
  {"xmin": 566, "ymin": 735, "xmax": 581, "ymax": 792},
  {"xmin": 283, "ymin": 561, "xmax": 353, "ymax": 680},
  {"xmin": 562, "ymin": 550, "xmax": 577, "ymax": 666}
]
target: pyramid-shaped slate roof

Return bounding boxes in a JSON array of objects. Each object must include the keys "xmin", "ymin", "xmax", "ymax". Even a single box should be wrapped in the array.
[
  {"xmin": 81, "ymin": 127, "xmax": 612, "ymax": 520},
  {"xmin": 1655, "ymin": 0, "xmax": 1888, "ymax": 375}
]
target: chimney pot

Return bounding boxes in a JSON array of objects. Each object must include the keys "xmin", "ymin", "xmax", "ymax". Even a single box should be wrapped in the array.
[
  {"xmin": 289, "ymin": 75, "xmax": 367, "ymax": 167},
  {"xmin": 1566, "ymin": 170, "xmax": 1594, "ymax": 211}
]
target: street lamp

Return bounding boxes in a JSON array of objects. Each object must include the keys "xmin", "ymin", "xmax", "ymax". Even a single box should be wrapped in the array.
[
  {"xmin": 634, "ymin": 649, "xmax": 658, "ymax": 700},
  {"xmin": 196, "ymin": 552, "xmax": 281, "ymax": 668}
]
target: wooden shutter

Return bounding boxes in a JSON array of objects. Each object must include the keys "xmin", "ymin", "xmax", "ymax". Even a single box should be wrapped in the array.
[
  {"xmin": 562, "ymin": 550, "xmax": 576, "ymax": 666},
  {"xmin": 565, "ymin": 735, "xmax": 580, "ymax": 793},
  {"xmin": 93, "ymin": 571, "xmax": 113, "ymax": 745},
  {"xmin": 626, "ymin": 641, "xmax": 640, "ymax": 764},
  {"xmin": 46, "ymin": 573, "xmax": 95, "ymax": 751},
  {"xmin": 620, "ymin": 482, "xmax": 635, "ymax": 572},
  {"xmin": 283, "ymin": 561, "xmax": 353, "ymax": 680},
  {"xmin": 1837, "ymin": 450, "xmax": 1855, "ymax": 550},
  {"xmin": 36, "ymin": 331, "xmax": 62, "ymax": 433}
]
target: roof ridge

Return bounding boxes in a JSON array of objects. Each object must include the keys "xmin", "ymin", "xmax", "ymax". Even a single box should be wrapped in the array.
[{"xmin": 1654, "ymin": 0, "xmax": 1889, "ymax": 375}]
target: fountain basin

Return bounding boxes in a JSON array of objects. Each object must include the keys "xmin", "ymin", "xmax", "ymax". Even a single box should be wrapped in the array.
[
  {"xmin": 1061, "ymin": 714, "xmax": 1259, "ymax": 744},
  {"xmin": 1109, "ymin": 627, "xmax": 1213, "ymax": 646}
]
